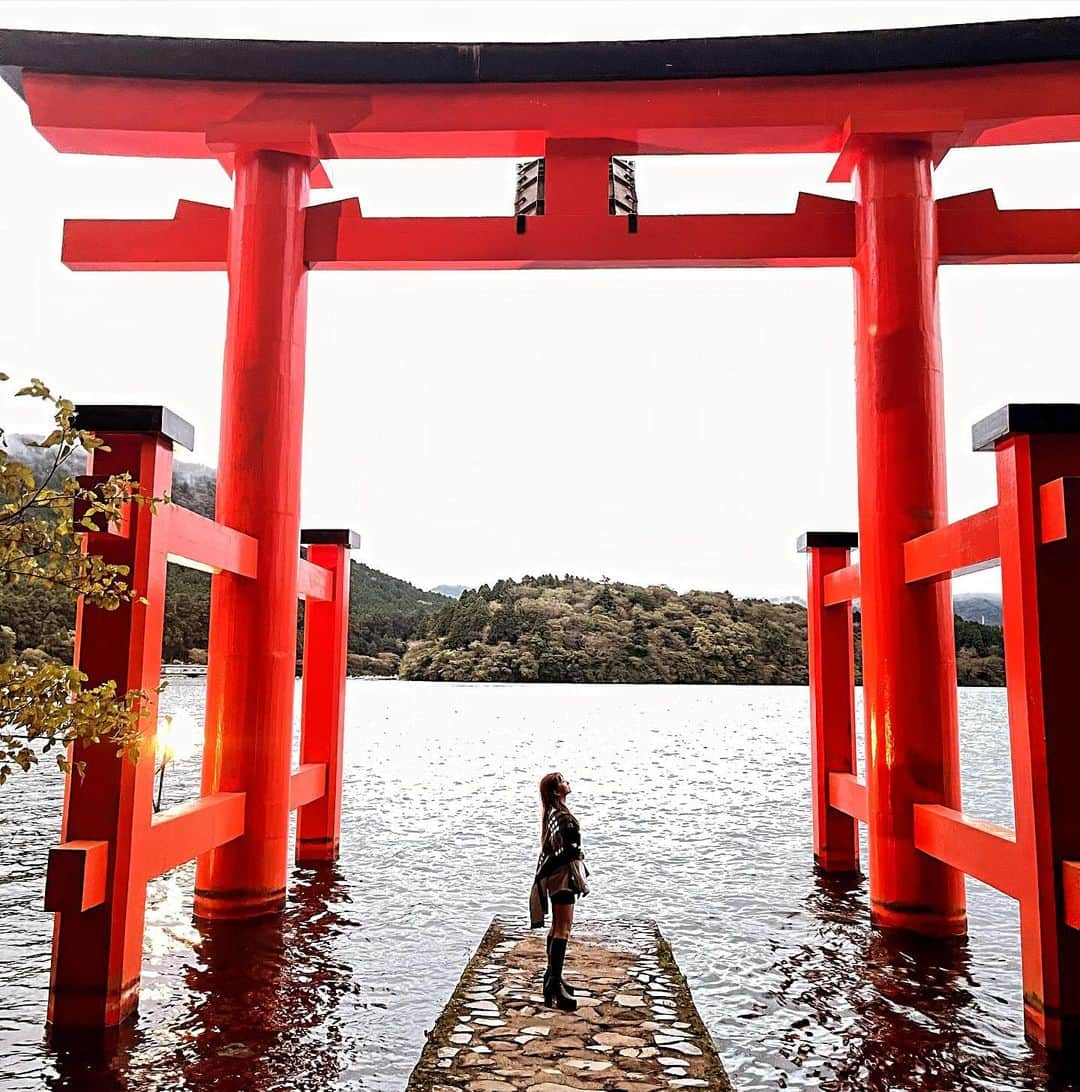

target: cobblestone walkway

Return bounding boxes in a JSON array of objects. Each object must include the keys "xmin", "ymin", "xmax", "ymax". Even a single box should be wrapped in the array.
[{"xmin": 406, "ymin": 918, "xmax": 732, "ymax": 1091}]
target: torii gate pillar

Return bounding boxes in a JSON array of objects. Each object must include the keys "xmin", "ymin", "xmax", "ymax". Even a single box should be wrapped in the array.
[
  {"xmin": 194, "ymin": 149, "xmax": 311, "ymax": 920},
  {"xmin": 852, "ymin": 138, "xmax": 967, "ymax": 937}
]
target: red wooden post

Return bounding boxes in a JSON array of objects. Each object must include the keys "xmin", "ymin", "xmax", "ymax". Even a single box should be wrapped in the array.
[
  {"xmin": 195, "ymin": 149, "xmax": 311, "ymax": 920},
  {"xmin": 47, "ymin": 405, "xmax": 192, "ymax": 1027},
  {"xmin": 851, "ymin": 137, "xmax": 966, "ymax": 937},
  {"xmin": 980, "ymin": 404, "xmax": 1080, "ymax": 1050},
  {"xmin": 799, "ymin": 532, "xmax": 860, "ymax": 873},
  {"xmin": 296, "ymin": 529, "xmax": 358, "ymax": 863}
]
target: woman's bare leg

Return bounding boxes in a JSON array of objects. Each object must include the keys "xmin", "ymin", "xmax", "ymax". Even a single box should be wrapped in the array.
[{"xmin": 551, "ymin": 900, "xmax": 575, "ymax": 940}]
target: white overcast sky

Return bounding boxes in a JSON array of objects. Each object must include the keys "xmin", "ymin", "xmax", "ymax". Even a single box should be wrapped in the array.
[{"xmin": 0, "ymin": 1, "xmax": 1078, "ymax": 598}]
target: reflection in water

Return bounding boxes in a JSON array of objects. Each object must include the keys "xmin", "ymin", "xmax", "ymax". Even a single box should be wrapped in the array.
[
  {"xmin": 44, "ymin": 870, "xmax": 362, "ymax": 1092},
  {"xmin": 857, "ymin": 929, "xmax": 975, "ymax": 1089},
  {"xmin": 768, "ymin": 874, "xmax": 978, "ymax": 1089},
  {"xmin": 179, "ymin": 868, "xmax": 361, "ymax": 1092},
  {"xmin": 797, "ymin": 872, "xmax": 1080, "ymax": 1092},
  {"xmin": 45, "ymin": 1025, "xmax": 135, "ymax": 1092},
  {"xmin": 5, "ymin": 681, "xmax": 1080, "ymax": 1090}
]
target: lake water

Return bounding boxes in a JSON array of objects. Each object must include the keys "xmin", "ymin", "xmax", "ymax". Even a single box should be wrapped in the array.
[{"xmin": 2, "ymin": 681, "xmax": 1078, "ymax": 1091}]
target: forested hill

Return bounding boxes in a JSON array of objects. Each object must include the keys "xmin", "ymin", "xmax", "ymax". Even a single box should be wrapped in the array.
[
  {"xmin": 402, "ymin": 577, "xmax": 809, "ymax": 684},
  {"xmin": 162, "ymin": 559, "xmax": 450, "ymax": 675},
  {"xmin": 0, "ymin": 437, "xmax": 451, "ymax": 674},
  {"xmin": 401, "ymin": 576, "xmax": 1006, "ymax": 686}
]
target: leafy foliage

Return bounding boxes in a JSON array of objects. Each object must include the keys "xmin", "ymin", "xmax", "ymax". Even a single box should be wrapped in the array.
[
  {"xmin": 953, "ymin": 615, "xmax": 1005, "ymax": 685},
  {"xmin": 0, "ymin": 381, "xmax": 150, "ymax": 783}
]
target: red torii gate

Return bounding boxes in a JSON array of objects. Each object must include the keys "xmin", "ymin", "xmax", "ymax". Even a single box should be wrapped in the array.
[{"xmin": 4, "ymin": 15, "xmax": 1080, "ymax": 1050}]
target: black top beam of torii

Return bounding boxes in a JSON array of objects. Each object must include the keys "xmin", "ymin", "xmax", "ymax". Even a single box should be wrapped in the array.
[{"xmin": 1, "ymin": 16, "xmax": 1080, "ymax": 94}]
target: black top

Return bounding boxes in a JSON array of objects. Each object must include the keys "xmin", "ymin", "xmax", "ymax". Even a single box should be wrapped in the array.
[
  {"xmin": 74, "ymin": 404, "xmax": 195, "ymax": 452},
  {"xmin": 301, "ymin": 529, "xmax": 361, "ymax": 549},
  {"xmin": 797, "ymin": 532, "xmax": 859, "ymax": 553},
  {"xmin": 972, "ymin": 404, "xmax": 1080, "ymax": 452},
  {"xmin": 3, "ymin": 18, "xmax": 1080, "ymax": 98}
]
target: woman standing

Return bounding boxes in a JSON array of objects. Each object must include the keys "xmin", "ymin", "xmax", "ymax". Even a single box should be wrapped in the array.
[{"xmin": 529, "ymin": 771, "xmax": 590, "ymax": 1012}]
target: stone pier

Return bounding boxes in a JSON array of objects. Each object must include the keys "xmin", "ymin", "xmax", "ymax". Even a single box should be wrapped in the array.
[{"xmin": 406, "ymin": 917, "xmax": 733, "ymax": 1091}]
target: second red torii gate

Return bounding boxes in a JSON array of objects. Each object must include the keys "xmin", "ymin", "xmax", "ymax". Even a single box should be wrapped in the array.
[{"xmin": 5, "ymin": 15, "xmax": 1080, "ymax": 1050}]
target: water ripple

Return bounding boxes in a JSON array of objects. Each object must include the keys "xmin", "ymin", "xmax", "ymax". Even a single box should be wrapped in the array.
[{"xmin": 1, "ymin": 681, "xmax": 1078, "ymax": 1090}]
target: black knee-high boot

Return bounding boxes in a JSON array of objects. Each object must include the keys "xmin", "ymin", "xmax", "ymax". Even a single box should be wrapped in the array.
[
  {"xmin": 544, "ymin": 937, "xmax": 577, "ymax": 1012},
  {"xmin": 546, "ymin": 934, "xmax": 575, "ymax": 996}
]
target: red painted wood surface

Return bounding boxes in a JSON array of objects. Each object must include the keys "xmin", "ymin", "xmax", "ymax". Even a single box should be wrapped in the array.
[
  {"xmin": 912, "ymin": 804, "xmax": 1023, "ymax": 900},
  {"xmin": 1037, "ymin": 477, "xmax": 1080, "ymax": 544},
  {"xmin": 804, "ymin": 544, "xmax": 859, "ymax": 872},
  {"xmin": 160, "ymin": 503, "xmax": 258, "ymax": 577},
  {"xmin": 63, "ymin": 200, "xmax": 229, "ymax": 271},
  {"xmin": 143, "ymin": 792, "xmax": 246, "ymax": 880},
  {"xmin": 296, "ymin": 541, "xmax": 352, "ymax": 863},
  {"xmin": 289, "ymin": 763, "xmax": 328, "ymax": 813},
  {"xmin": 59, "ymin": 194, "xmax": 1080, "ymax": 273},
  {"xmin": 903, "ymin": 506, "xmax": 1000, "ymax": 583},
  {"xmin": 48, "ymin": 431, "xmax": 172, "ymax": 1027},
  {"xmin": 937, "ymin": 190, "xmax": 1080, "ymax": 265},
  {"xmin": 822, "ymin": 562, "xmax": 860, "ymax": 607},
  {"xmin": 296, "ymin": 556, "xmax": 334, "ymax": 602},
  {"xmin": 807, "ymin": 412, "xmax": 1080, "ymax": 1053},
  {"xmin": 852, "ymin": 138, "xmax": 966, "ymax": 938},
  {"xmin": 995, "ymin": 432, "xmax": 1080, "ymax": 1050},
  {"xmin": 1064, "ymin": 862, "xmax": 1080, "ymax": 931},
  {"xmin": 24, "ymin": 61, "xmax": 1080, "ymax": 160},
  {"xmin": 195, "ymin": 149, "xmax": 311, "ymax": 921},
  {"xmin": 828, "ymin": 772, "xmax": 868, "ymax": 826},
  {"xmin": 43, "ymin": 413, "xmax": 345, "ymax": 1028},
  {"xmin": 43, "ymin": 840, "xmax": 109, "ymax": 914}
]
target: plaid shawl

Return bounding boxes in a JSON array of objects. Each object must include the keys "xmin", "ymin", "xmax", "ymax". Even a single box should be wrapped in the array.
[
  {"xmin": 535, "ymin": 803, "xmax": 583, "ymax": 882},
  {"xmin": 529, "ymin": 803, "xmax": 585, "ymax": 928}
]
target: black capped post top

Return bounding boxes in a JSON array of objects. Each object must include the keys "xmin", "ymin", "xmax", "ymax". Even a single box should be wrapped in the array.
[
  {"xmin": 301, "ymin": 528, "xmax": 361, "ymax": 550},
  {"xmin": 797, "ymin": 531, "xmax": 859, "ymax": 553},
  {"xmin": 3, "ymin": 18, "xmax": 1080, "ymax": 96},
  {"xmin": 972, "ymin": 404, "xmax": 1080, "ymax": 452},
  {"xmin": 74, "ymin": 404, "xmax": 195, "ymax": 452}
]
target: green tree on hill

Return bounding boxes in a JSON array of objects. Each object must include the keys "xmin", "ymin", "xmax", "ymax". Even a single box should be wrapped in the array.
[{"xmin": 400, "ymin": 575, "xmax": 1006, "ymax": 686}]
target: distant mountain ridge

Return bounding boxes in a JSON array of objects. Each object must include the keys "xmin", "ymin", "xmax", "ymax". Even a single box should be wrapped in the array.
[
  {"xmin": 430, "ymin": 584, "xmax": 466, "ymax": 599},
  {"xmin": 953, "ymin": 593, "xmax": 1002, "ymax": 626},
  {"xmin": 770, "ymin": 591, "xmax": 1002, "ymax": 627}
]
